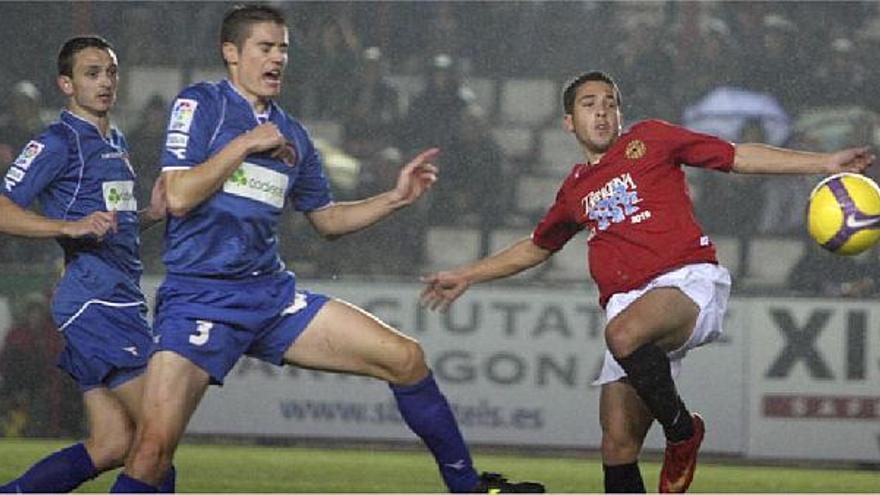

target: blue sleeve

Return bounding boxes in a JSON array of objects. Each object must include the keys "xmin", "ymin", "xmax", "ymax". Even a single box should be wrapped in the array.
[
  {"xmin": 2, "ymin": 133, "xmax": 67, "ymax": 208},
  {"xmin": 161, "ymin": 85, "xmax": 220, "ymax": 170},
  {"xmin": 290, "ymin": 135, "xmax": 333, "ymax": 212}
]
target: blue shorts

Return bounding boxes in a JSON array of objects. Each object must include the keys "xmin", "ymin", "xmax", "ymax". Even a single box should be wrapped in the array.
[
  {"xmin": 55, "ymin": 300, "xmax": 152, "ymax": 392},
  {"xmin": 153, "ymin": 271, "xmax": 329, "ymax": 385}
]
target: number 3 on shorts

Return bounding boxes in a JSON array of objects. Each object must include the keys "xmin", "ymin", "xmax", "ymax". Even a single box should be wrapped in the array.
[{"xmin": 190, "ymin": 320, "xmax": 214, "ymax": 346}]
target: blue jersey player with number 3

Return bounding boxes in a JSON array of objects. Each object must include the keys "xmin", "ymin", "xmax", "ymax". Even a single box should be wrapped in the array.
[
  {"xmin": 0, "ymin": 37, "xmax": 174, "ymax": 493},
  {"xmin": 110, "ymin": 5, "xmax": 543, "ymax": 493}
]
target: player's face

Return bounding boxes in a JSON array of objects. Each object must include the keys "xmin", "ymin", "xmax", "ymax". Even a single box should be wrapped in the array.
[
  {"xmin": 226, "ymin": 22, "xmax": 289, "ymax": 104},
  {"xmin": 58, "ymin": 47, "xmax": 118, "ymax": 119},
  {"xmin": 564, "ymin": 80, "xmax": 622, "ymax": 156}
]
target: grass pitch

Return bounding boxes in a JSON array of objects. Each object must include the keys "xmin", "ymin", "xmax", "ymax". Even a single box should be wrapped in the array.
[{"xmin": 1, "ymin": 438, "xmax": 878, "ymax": 492}]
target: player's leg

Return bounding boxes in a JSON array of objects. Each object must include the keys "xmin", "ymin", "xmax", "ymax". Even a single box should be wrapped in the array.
[
  {"xmin": 0, "ymin": 384, "xmax": 134, "ymax": 493},
  {"xmin": 0, "ymin": 378, "xmax": 145, "ymax": 493},
  {"xmin": 112, "ymin": 351, "xmax": 210, "ymax": 491},
  {"xmin": 602, "ymin": 262, "xmax": 731, "ymax": 493},
  {"xmin": 600, "ymin": 380, "xmax": 653, "ymax": 493},
  {"xmin": 604, "ymin": 287, "xmax": 698, "ymax": 444},
  {"xmin": 1, "ymin": 304, "xmax": 156, "ymax": 494},
  {"xmin": 277, "ymin": 298, "xmax": 543, "ymax": 493},
  {"xmin": 106, "ymin": 375, "xmax": 177, "ymax": 493}
]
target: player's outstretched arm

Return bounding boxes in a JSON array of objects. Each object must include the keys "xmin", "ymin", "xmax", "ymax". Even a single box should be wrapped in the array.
[
  {"xmin": 732, "ymin": 143, "xmax": 875, "ymax": 175},
  {"xmin": 164, "ymin": 123, "xmax": 289, "ymax": 217},
  {"xmin": 305, "ymin": 148, "xmax": 439, "ymax": 239},
  {"xmin": 0, "ymin": 195, "xmax": 117, "ymax": 240},
  {"xmin": 420, "ymin": 237, "xmax": 552, "ymax": 312}
]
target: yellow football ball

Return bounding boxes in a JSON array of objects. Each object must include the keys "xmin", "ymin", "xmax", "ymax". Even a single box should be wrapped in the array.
[{"xmin": 807, "ymin": 173, "xmax": 880, "ymax": 255}]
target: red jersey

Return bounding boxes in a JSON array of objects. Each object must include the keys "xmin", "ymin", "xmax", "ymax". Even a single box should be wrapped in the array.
[{"xmin": 531, "ymin": 119, "xmax": 735, "ymax": 307}]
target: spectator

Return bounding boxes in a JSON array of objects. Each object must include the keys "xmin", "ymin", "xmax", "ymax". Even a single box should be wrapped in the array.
[
  {"xmin": 0, "ymin": 292, "xmax": 83, "ymax": 438},
  {"xmin": 810, "ymin": 37, "xmax": 871, "ymax": 108},
  {"xmin": 788, "ymin": 236, "xmax": 880, "ymax": 297},
  {"xmin": 304, "ymin": 16, "xmax": 360, "ymax": 119},
  {"xmin": 0, "ymin": 81, "xmax": 46, "ymax": 152},
  {"xmin": 400, "ymin": 54, "xmax": 473, "ymax": 153},
  {"xmin": 342, "ymin": 46, "xmax": 402, "ymax": 159},
  {"xmin": 429, "ymin": 105, "xmax": 508, "ymax": 254}
]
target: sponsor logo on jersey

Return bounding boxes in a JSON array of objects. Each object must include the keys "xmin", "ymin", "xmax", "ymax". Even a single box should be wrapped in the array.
[
  {"xmin": 625, "ymin": 139, "xmax": 647, "ymax": 160},
  {"xmin": 166, "ymin": 133, "xmax": 189, "ymax": 148},
  {"xmin": 102, "ymin": 180, "xmax": 138, "ymax": 211},
  {"xmin": 169, "ymin": 98, "xmax": 198, "ymax": 133},
  {"xmin": 14, "ymin": 140, "xmax": 44, "ymax": 170},
  {"xmin": 101, "ymin": 151, "xmax": 127, "ymax": 160},
  {"xmin": 223, "ymin": 161, "xmax": 288, "ymax": 208},
  {"xmin": 582, "ymin": 172, "xmax": 643, "ymax": 231}
]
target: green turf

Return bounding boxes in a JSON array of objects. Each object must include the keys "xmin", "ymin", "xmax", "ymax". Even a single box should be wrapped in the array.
[{"xmin": 1, "ymin": 438, "xmax": 878, "ymax": 492}]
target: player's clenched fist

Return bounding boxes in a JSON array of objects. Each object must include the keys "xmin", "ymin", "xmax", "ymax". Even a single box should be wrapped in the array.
[
  {"xmin": 61, "ymin": 210, "xmax": 118, "ymax": 240},
  {"xmin": 243, "ymin": 123, "xmax": 286, "ymax": 151}
]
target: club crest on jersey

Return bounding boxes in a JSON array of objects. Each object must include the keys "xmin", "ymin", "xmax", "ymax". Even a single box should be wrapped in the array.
[
  {"xmin": 625, "ymin": 139, "xmax": 647, "ymax": 160},
  {"xmin": 14, "ymin": 140, "xmax": 44, "ymax": 170},
  {"xmin": 169, "ymin": 98, "xmax": 198, "ymax": 133},
  {"xmin": 583, "ymin": 173, "xmax": 642, "ymax": 231}
]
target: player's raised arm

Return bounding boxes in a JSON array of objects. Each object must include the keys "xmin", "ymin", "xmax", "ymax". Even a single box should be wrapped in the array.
[
  {"xmin": 305, "ymin": 148, "xmax": 439, "ymax": 239},
  {"xmin": 420, "ymin": 237, "xmax": 552, "ymax": 312},
  {"xmin": 732, "ymin": 143, "xmax": 875, "ymax": 175},
  {"xmin": 164, "ymin": 123, "xmax": 288, "ymax": 217}
]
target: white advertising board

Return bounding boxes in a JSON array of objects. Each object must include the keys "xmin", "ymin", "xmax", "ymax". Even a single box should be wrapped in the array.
[{"xmin": 745, "ymin": 298, "xmax": 880, "ymax": 462}]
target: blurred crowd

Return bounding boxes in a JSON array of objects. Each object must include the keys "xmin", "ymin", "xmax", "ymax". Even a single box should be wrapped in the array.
[{"xmin": 2, "ymin": 1, "xmax": 880, "ymax": 298}]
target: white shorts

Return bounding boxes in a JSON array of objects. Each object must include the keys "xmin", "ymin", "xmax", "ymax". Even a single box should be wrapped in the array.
[{"xmin": 593, "ymin": 263, "xmax": 732, "ymax": 386}]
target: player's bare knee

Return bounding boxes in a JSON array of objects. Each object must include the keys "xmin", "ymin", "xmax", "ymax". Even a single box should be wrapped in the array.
[
  {"xmin": 86, "ymin": 430, "xmax": 133, "ymax": 471},
  {"xmin": 384, "ymin": 339, "xmax": 429, "ymax": 385},
  {"xmin": 130, "ymin": 427, "xmax": 175, "ymax": 474},
  {"xmin": 605, "ymin": 319, "xmax": 640, "ymax": 358}
]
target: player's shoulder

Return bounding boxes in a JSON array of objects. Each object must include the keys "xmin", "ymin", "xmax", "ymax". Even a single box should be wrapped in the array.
[
  {"xmin": 628, "ymin": 119, "xmax": 676, "ymax": 134},
  {"xmin": 23, "ymin": 121, "xmax": 70, "ymax": 156},
  {"xmin": 174, "ymin": 81, "xmax": 223, "ymax": 105}
]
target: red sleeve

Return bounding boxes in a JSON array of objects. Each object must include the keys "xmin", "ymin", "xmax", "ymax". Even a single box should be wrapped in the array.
[
  {"xmin": 647, "ymin": 119, "xmax": 735, "ymax": 172},
  {"xmin": 531, "ymin": 182, "xmax": 582, "ymax": 252}
]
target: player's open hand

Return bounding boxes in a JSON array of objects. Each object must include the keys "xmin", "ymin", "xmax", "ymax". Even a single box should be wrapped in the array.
[
  {"xmin": 61, "ymin": 210, "xmax": 118, "ymax": 241},
  {"xmin": 390, "ymin": 148, "xmax": 440, "ymax": 207},
  {"xmin": 420, "ymin": 270, "xmax": 469, "ymax": 312},
  {"xmin": 826, "ymin": 146, "xmax": 876, "ymax": 174}
]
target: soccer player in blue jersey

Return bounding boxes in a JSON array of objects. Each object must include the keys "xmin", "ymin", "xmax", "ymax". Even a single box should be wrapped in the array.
[
  {"xmin": 110, "ymin": 5, "xmax": 543, "ymax": 493},
  {"xmin": 0, "ymin": 37, "xmax": 175, "ymax": 493}
]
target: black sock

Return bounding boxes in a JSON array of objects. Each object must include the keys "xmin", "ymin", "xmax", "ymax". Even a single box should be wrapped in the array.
[
  {"xmin": 603, "ymin": 462, "xmax": 646, "ymax": 493},
  {"xmin": 616, "ymin": 343, "xmax": 694, "ymax": 442}
]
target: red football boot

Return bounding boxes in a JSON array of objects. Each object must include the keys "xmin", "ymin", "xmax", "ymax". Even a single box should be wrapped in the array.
[{"xmin": 659, "ymin": 413, "xmax": 705, "ymax": 493}]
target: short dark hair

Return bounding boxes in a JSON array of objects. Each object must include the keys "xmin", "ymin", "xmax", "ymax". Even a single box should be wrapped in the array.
[
  {"xmin": 562, "ymin": 71, "xmax": 622, "ymax": 115},
  {"xmin": 221, "ymin": 4, "xmax": 286, "ymax": 50},
  {"xmin": 57, "ymin": 36, "xmax": 113, "ymax": 77}
]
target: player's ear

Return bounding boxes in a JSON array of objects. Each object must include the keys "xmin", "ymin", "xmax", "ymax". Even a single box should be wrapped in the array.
[
  {"xmin": 222, "ymin": 42, "xmax": 239, "ymax": 66},
  {"xmin": 57, "ymin": 75, "xmax": 74, "ymax": 97},
  {"xmin": 563, "ymin": 114, "xmax": 575, "ymax": 133}
]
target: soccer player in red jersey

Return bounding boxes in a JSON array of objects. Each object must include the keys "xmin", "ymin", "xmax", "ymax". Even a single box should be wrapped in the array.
[{"xmin": 420, "ymin": 71, "xmax": 874, "ymax": 493}]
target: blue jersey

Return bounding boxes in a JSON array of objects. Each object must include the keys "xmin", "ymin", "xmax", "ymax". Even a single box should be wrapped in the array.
[
  {"xmin": 1, "ymin": 110, "xmax": 145, "ymax": 319},
  {"xmin": 161, "ymin": 80, "xmax": 333, "ymax": 279}
]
